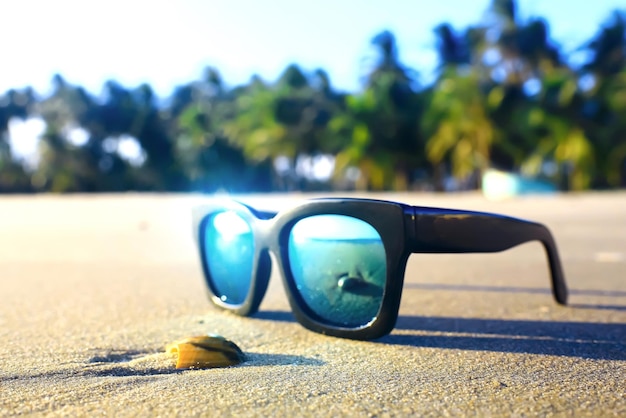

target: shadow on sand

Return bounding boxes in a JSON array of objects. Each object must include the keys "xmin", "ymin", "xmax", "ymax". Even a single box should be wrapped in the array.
[
  {"xmin": 385, "ymin": 316, "xmax": 626, "ymax": 361},
  {"xmin": 0, "ymin": 350, "xmax": 323, "ymax": 383},
  {"xmin": 404, "ymin": 282, "xmax": 626, "ymax": 299},
  {"xmin": 252, "ymin": 281, "xmax": 626, "ymax": 361}
]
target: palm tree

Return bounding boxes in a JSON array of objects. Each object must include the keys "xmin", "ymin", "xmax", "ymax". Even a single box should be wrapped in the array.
[
  {"xmin": 332, "ymin": 30, "xmax": 422, "ymax": 190},
  {"xmin": 172, "ymin": 68, "xmax": 272, "ymax": 192},
  {"xmin": 223, "ymin": 73, "xmax": 290, "ymax": 189},
  {"xmin": 579, "ymin": 11, "xmax": 626, "ymax": 187},
  {"xmin": 423, "ymin": 69, "xmax": 497, "ymax": 189},
  {"xmin": 518, "ymin": 69, "xmax": 595, "ymax": 190},
  {"xmin": 225, "ymin": 65, "xmax": 343, "ymax": 190},
  {"xmin": 34, "ymin": 75, "xmax": 109, "ymax": 192},
  {"xmin": 484, "ymin": 0, "xmax": 561, "ymax": 84},
  {"xmin": 478, "ymin": 0, "xmax": 596, "ymax": 190},
  {"xmin": 424, "ymin": 23, "xmax": 496, "ymax": 190}
]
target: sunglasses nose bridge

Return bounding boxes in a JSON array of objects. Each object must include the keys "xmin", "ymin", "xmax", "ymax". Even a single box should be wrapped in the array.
[{"xmin": 254, "ymin": 218, "xmax": 275, "ymax": 251}]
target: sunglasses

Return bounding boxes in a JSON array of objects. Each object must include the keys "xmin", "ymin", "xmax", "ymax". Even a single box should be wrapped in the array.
[{"xmin": 192, "ymin": 198, "xmax": 568, "ymax": 340}]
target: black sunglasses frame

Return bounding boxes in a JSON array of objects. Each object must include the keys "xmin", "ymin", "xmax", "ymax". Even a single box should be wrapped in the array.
[{"xmin": 192, "ymin": 198, "xmax": 567, "ymax": 340}]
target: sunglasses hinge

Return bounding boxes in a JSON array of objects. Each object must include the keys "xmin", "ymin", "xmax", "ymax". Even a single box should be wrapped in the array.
[{"xmin": 403, "ymin": 208, "xmax": 420, "ymax": 253}]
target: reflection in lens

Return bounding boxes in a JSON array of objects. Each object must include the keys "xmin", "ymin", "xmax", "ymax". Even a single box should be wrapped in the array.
[
  {"xmin": 202, "ymin": 211, "xmax": 254, "ymax": 305},
  {"xmin": 288, "ymin": 215, "xmax": 386, "ymax": 328}
]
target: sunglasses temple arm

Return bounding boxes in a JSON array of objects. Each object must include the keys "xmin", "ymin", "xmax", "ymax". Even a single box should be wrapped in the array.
[{"xmin": 404, "ymin": 208, "xmax": 568, "ymax": 305}]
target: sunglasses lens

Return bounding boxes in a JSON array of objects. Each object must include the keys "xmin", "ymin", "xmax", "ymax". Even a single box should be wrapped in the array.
[
  {"xmin": 288, "ymin": 215, "xmax": 386, "ymax": 328},
  {"xmin": 202, "ymin": 211, "xmax": 254, "ymax": 305}
]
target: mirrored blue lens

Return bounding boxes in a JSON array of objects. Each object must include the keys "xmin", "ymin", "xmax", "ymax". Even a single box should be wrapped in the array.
[
  {"xmin": 202, "ymin": 211, "xmax": 254, "ymax": 305},
  {"xmin": 288, "ymin": 215, "xmax": 386, "ymax": 328}
]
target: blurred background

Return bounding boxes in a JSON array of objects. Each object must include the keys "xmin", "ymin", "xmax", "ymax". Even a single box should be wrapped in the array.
[{"xmin": 1, "ymin": 0, "xmax": 625, "ymax": 194}]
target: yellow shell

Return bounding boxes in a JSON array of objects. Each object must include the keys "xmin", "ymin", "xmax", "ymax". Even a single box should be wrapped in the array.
[{"xmin": 166, "ymin": 335, "xmax": 244, "ymax": 369}]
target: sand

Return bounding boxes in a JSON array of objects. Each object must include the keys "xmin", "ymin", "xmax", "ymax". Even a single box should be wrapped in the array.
[{"xmin": 1, "ymin": 192, "xmax": 624, "ymax": 417}]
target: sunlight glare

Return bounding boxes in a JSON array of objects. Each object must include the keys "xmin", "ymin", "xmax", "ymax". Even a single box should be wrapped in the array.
[
  {"xmin": 212, "ymin": 211, "xmax": 251, "ymax": 243},
  {"xmin": 291, "ymin": 215, "xmax": 380, "ymax": 244}
]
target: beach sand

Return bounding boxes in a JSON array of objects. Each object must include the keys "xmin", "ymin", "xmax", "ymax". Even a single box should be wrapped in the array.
[{"xmin": 1, "ymin": 192, "xmax": 625, "ymax": 416}]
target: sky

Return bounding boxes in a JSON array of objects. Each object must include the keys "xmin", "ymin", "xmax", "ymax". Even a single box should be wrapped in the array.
[{"xmin": 1, "ymin": 0, "xmax": 625, "ymax": 97}]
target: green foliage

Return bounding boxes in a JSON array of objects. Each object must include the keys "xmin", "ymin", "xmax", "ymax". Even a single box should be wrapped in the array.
[
  {"xmin": 0, "ymin": 1, "xmax": 625, "ymax": 193},
  {"xmin": 330, "ymin": 31, "xmax": 423, "ymax": 190},
  {"xmin": 424, "ymin": 69, "xmax": 496, "ymax": 186}
]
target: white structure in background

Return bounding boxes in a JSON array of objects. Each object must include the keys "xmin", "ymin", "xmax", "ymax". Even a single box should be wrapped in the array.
[
  {"xmin": 7, "ymin": 117, "xmax": 45, "ymax": 170},
  {"xmin": 274, "ymin": 154, "xmax": 336, "ymax": 183},
  {"xmin": 102, "ymin": 135, "xmax": 147, "ymax": 167},
  {"xmin": 7, "ymin": 117, "xmax": 147, "ymax": 169},
  {"xmin": 65, "ymin": 126, "xmax": 89, "ymax": 147},
  {"xmin": 482, "ymin": 168, "xmax": 557, "ymax": 200}
]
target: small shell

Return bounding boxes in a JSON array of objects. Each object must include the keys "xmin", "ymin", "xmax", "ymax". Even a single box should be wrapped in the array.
[{"xmin": 166, "ymin": 335, "xmax": 244, "ymax": 369}]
